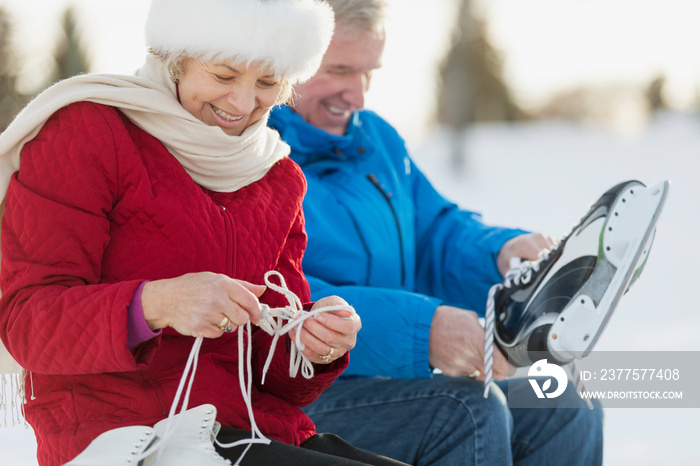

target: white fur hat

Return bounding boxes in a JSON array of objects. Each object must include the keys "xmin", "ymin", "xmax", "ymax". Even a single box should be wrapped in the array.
[{"xmin": 145, "ymin": 0, "xmax": 335, "ymax": 83}]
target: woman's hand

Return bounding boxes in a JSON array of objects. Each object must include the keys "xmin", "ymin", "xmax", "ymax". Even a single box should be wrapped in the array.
[
  {"xmin": 288, "ymin": 296, "xmax": 361, "ymax": 365},
  {"xmin": 141, "ymin": 272, "xmax": 266, "ymax": 338}
]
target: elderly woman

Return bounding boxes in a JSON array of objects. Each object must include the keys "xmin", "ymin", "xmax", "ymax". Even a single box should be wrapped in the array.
[{"xmin": 0, "ymin": 1, "xmax": 407, "ymax": 465}]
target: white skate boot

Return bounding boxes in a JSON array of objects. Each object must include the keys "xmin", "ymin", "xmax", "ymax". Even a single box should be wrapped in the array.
[
  {"xmin": 63, "ymin": 426, "xmax": 158, "ymax": 466},
  {"xmin": 152, "ymin": 404, "xmax": 231, "ymax": 465}
]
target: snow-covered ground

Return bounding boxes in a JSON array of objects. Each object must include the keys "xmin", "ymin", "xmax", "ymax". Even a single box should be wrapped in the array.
[{"xmin": 2, "ymin": 112, "xmax": 699, "ymax": 464}]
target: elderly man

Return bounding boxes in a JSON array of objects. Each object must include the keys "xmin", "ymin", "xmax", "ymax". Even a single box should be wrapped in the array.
[{"xmin": 269, "ymin": 0, "xmax": 603, "ymax": 464}]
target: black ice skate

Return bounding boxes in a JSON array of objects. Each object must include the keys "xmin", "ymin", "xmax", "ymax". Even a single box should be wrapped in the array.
[{"xmin": 482, "ymin": 180, "xmax": 669, "ymax": 396}]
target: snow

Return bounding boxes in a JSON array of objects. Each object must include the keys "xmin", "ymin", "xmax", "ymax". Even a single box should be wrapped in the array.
[{"xmin": 2, "ymin": 112, "xmax": 699, "ymax": 464}]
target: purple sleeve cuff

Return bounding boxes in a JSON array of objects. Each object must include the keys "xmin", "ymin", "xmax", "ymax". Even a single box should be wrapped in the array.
[{"xmin": 127, "ymin": 281, "xmax": 161, "ymax": 350}]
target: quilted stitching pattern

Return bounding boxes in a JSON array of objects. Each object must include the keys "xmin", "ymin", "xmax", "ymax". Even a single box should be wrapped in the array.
[{"xmin": 0, "ymin": 102, "xmax": 348, "ymax": 466}]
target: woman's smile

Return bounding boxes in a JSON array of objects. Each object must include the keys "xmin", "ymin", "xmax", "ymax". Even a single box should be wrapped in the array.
[{"xmin": 212, "ymin": 105, "xmax": 243, "ymax": 121}]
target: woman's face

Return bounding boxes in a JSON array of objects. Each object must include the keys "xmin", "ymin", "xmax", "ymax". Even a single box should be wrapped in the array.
[{"xmin": 177, "ymin": 58, "xmax": 283, "ymax": 136}]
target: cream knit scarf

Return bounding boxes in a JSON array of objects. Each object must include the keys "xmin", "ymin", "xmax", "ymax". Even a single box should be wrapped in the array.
[{"xmin": 0, "ymin": 54, "xmax": 290, "ymax": 425}]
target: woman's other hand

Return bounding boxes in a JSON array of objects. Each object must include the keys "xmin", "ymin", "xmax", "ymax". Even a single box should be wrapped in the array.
[{"xmin": 289, "ymin": 296, "xmax": 360, "ymax": 364}]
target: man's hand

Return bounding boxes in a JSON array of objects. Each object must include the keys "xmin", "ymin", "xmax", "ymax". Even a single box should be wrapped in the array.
[
  {"xmin": 497, "ymin": 233, "xmax": 557, "ymax": 276},
  {"xmin": 429, "ymin": 305, "xmax": 510, "ymax": 380}
]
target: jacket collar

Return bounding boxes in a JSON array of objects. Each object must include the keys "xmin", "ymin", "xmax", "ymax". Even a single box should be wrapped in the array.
[{"xmin": 269, "ymin": 105, "xmax": 375, "ymax": 165}]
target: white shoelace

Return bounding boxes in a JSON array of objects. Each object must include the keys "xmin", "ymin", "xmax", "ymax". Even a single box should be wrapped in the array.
[
  {"xmin": 483, "ymin": 253, "xmax": 549, "ymax": 397},
  {"xmin": 138, "ymin": 270, "xmax": 355, "ymax": 465}
]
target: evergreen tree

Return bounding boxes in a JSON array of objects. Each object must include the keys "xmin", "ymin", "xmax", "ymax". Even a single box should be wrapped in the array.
[
  {"xmin": 436, "ymin": 0, "xmax": 523, "ymax": 168},
  {"xmin": 0, "ymin": 7, "xmax": 24, "ymax": 131},
  {"xmin": 51, "ymin": 6, "xmax": 90, "ymax": 83}
]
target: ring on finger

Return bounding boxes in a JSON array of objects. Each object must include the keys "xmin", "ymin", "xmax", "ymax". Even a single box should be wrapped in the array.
[
  {"xmin": 218, "ymin": 317, "xmax": 232, "ymax": 333},
  {"xmin": 468, "ymin": 369, "xmax": 481, "ymax": 378},
  {"xmin": 319, "ymin": 347, "xmax": 334, "ymax": 363}
]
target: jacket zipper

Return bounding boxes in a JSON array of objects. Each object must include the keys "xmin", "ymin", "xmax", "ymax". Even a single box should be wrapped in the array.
[
  {"xmin": 367, "ymin": 174, "xmax": 406, "ymax": 287},
  {"xmin": 219, "ymin": 204, "xmax": 235, "ymax": 277}
]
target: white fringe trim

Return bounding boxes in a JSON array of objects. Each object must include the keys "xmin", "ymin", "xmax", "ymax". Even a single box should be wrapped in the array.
[{"xmin": 1, "ymin": 371, "xmax": 30, "ymax": 428}]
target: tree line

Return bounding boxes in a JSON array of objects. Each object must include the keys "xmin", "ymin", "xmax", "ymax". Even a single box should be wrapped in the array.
[{"xmin": 435, "ymin": 0, "xmax": 689, "ymax": 167}]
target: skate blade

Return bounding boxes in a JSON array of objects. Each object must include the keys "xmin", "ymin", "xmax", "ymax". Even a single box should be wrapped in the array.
[{"xmin": 548, "ymin": 180, "xmax": 670, "ymax": 360}]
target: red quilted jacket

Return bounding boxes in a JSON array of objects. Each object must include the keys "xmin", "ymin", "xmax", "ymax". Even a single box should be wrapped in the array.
[{"xmin": 0, "ymin": 102, "xmax": 349, "ymax": 466}]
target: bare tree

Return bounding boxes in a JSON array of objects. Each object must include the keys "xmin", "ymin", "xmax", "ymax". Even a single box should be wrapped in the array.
[{"xmin": 645, "ymin": 75, "xmax": 667, "ymax": 113}]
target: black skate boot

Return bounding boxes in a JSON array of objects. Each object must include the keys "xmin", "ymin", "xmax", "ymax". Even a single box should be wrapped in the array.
[{"xmin": 482, "ymin": 179, "xmax": 669, "ymax": 392}]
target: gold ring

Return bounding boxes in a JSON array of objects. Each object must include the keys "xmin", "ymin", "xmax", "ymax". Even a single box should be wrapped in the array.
[
  {"xmin": 468, "ymin": 369, "xmax": 481, "ymax": 378},
  {"xmin": 217, "ymin": 317, "xmax": 231, "ymax": 333},
  {"xmin": 319, "ymin": 347, "xmax": 334, "ymax": 362}
]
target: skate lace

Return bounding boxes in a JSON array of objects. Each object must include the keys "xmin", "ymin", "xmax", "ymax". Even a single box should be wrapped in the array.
[
  {"xmin": 483, "ymin": 249, "xmax": 552, "ymax": 397},
  {"xmin": 139, "ymin": 270, "xmax": 355, "ymax": 465}
]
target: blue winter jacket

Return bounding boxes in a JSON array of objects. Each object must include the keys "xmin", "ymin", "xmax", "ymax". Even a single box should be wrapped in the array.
[{"xmin": 269, "ymin": 105, "xmax": 527, "ymax": 379}]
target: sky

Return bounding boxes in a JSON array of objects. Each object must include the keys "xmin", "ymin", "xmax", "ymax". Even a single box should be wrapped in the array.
[
  {"xmin": 484, "ymin": 0, "xmax": 700, "ymax": 108},
  {"xmin": 1, "ymin": 0, "xmax": 700, "ymax": 144}
]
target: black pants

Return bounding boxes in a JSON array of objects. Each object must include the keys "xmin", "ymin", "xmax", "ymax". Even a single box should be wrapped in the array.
[{"xmin": 215, "ymin": 427, "xmax": 409, "ymax": 465}]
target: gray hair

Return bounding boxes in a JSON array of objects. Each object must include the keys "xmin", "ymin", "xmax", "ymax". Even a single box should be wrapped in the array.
[{"xmin": 323, "ymin": 0, "xmax": 387, "ymax": 34}]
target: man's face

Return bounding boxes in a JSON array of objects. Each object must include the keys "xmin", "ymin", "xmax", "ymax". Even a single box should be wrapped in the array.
[{"xmin": 292, "ymin": 25, "xmax": 386, "ymax": 135}]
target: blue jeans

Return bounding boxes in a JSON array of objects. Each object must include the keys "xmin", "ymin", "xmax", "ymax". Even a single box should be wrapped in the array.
[{"xmin": 302, "ymin": 375, "xmax": 603, "ymax": 466}]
